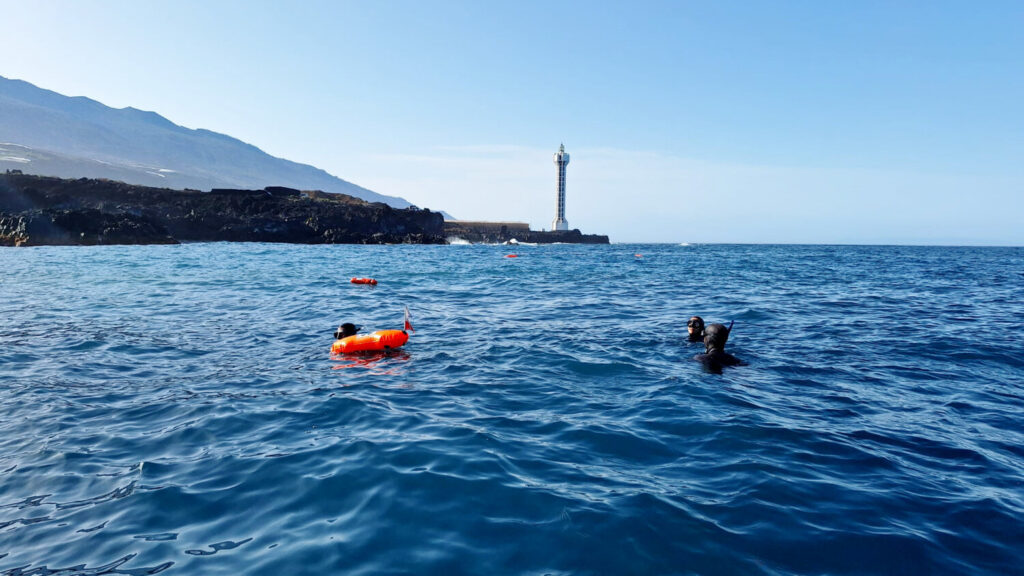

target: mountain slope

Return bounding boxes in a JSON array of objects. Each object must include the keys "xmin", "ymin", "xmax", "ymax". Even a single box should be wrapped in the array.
[{"xmin": 0, "ymin": 76, "xmax": 413, "ymax": 208}]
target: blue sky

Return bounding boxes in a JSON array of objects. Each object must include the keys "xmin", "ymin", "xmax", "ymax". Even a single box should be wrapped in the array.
[{"xmin": 2, "ymin": 0, "xmax": 1022, "ymax": 244}]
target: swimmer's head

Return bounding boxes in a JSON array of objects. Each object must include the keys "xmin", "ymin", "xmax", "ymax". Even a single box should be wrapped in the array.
[
  {"xmin": 334, "ymin": 323, "xmax": 360, "ymax": 339},
  {"xmin": 687, "ymin": 316, "xmax": 705, "ymax": 341},
  {"xmin": 703, "ymin": 323, "xmax": 730, "ymax": 353}
]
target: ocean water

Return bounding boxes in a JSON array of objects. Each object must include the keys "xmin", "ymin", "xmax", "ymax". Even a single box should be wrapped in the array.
[{"xmin": 1, "ymin": 243, "xmax": 1022, "ymax": 575}]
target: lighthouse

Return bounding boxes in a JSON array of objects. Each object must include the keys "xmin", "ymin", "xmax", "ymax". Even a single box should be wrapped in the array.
[{"xmin": 552, "ymin": 143, "xmax": 570, "ymax": 231}]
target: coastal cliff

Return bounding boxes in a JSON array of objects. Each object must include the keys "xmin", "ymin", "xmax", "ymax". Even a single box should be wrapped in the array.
[{"xmin": 0, "ymin": 173, "xmax": 446, "ymax": 246}]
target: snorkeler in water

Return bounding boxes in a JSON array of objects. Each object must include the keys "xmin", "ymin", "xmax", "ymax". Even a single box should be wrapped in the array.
[
  {"xmin": 334, "ymin": 323, "xmax": 360, "ymax": 339},
  {"xmin": 694, "ymin": 321, "xmax": 742, "ymax": 373},
  {"xmin": 687, "ymin": 316, "xmax": 705, "ymax": 342}
]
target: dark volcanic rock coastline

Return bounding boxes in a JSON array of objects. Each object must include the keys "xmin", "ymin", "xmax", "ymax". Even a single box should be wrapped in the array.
[{"xmin": 0, "ymin": 173, "xmax": 445, "ymax": 246}]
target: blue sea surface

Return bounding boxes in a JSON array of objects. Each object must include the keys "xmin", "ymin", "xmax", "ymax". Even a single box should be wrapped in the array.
[{"xmin": 1, "ymin": 243, "xmax": 1022, "ymax": 575}]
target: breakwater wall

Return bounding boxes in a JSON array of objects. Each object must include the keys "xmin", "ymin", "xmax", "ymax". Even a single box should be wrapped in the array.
[{"xmin": 444, "ymin": 220, "xmax": 609, "ymax": 244}]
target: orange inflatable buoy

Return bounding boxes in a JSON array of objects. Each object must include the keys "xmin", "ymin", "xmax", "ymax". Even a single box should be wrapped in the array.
[
  {"xmin": 331, "ymin": 330, "xmax": 408, "ymax": 354},
  {"xmin": 505, "ymin": 254, "xmax": 518, "ymax": 258},
  {"xmin": 351, "ymin": 277, "xmax": 377, "ymax": 285}
]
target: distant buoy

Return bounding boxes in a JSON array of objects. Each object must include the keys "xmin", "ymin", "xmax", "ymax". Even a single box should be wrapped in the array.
[
  {"xmin": 505, "ymin": 254, "xmax": 518, "ymax": 258},
  {"xmin": 351, "ymin": 277, "xmax": 377, "ymax": 285},
  {"xmin": 634, "ymin": 254, "xmax": 643, "ymax": 258}
]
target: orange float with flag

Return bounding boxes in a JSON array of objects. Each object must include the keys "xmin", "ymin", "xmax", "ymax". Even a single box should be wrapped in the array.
[
  {"xmin": 330, "ymin": 307, "xmax": 415, "ymax": 355},
  {"xmin": 332, "ymin": 330, "xmax": 408, "ymax": 354}
]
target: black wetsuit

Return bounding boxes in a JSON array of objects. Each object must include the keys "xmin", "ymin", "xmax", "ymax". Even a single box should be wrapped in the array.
[
  {"xmin": 694, "ymin": 323, "xmax": 741, "ymax": 373},
  {"xmin": 694, "ymin": 350, "xmax": 742, "ymax": 374}
]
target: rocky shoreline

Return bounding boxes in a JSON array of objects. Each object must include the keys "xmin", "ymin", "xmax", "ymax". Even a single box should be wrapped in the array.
[{"xmin": 0, "ymin": 173, "xmax": 446, "ymax": 246}]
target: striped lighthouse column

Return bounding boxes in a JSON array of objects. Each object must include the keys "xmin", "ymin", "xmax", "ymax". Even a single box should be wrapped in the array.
[{"xmin": 552, "ymin": 143, "xmax": 570, "ymax": 231}]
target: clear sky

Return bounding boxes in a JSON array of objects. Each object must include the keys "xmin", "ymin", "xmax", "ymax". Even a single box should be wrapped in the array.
[{"xmin": 2, "ymin": 0, "xmax": 1022, "ymax": 244}]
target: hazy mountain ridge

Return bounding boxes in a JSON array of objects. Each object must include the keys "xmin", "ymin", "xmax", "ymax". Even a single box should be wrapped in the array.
[{"xmin": 0, "ymin": 76, "xmax": 413, "ymax": 208}]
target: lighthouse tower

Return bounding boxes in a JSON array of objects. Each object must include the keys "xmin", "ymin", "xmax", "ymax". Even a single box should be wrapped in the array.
[{"xmin": 552, "ymin": 143, "xmax": 570, "ymax": 231}]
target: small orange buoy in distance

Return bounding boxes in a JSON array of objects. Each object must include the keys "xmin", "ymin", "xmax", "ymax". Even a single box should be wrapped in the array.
[
  {"xmin": 351, "ymin": 277, "xmax": 378, "ymax": 285},
  {"xmin": 505, "ymin": 254, "xmax": 518, "ymax": 258}
]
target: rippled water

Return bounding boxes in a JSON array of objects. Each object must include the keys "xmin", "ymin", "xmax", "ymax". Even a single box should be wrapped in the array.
[{"xmin": 1, "ymin": 243, "xmax": 1022, "ymax": 575}]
